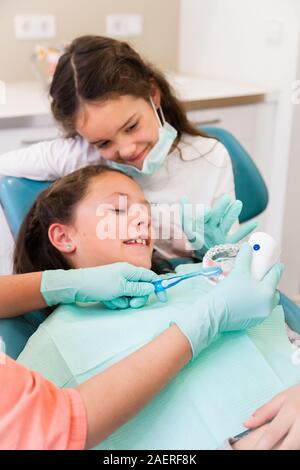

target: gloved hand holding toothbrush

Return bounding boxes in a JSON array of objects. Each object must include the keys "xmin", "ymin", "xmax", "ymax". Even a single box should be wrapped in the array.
[{"xmin": 41, "ymin": 262, "xmax": 159, "ymax": 310}]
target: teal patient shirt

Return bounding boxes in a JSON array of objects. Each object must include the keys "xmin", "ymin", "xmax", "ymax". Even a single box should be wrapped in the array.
[{"xmin": 17, "ymin": 265, "xmax": 300, "ymax": 450}]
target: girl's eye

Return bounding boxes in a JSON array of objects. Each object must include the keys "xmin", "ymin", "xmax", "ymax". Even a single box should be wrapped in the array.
[
  {"xmin": 97, "ymin": 141, "xmax": 111, "ymax": 149},
  {"xmin": 126, "ymin": 122, "xmax": 138, "ymax": 132},
  {"xmin": 98, "ymin": 122, "xmax": 138, "ymax": 147}
]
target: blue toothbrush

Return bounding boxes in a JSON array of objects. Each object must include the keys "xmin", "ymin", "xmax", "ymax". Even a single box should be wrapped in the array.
[{"xmin": 152, "ymin": 266, "xmax": 222, "ymax": 302}]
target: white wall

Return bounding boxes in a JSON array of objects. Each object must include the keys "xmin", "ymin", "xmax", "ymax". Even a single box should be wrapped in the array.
[
  {"xmin": 0, "ymin": 0, "xmax": 180, "ymax": 81},
  {"xmin": 179, "ymin": 0, "xmax": 300, "ymax": 297},
  {"xmin": 281, "ymin": 45, "xmax": 300, "ymax": 299},
  {"xmin": 179, "ymin": 0, "xmax": 300, "ymax": 89}
]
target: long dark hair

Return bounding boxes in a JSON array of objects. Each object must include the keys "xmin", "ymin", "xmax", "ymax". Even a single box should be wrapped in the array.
[
  {"xmin": 50, "ymin": 35, "xmax": 206, "ymax": 140},
  {"xmin": 13, "ymin": 165, "xmax": 114, "ymax": 274}
]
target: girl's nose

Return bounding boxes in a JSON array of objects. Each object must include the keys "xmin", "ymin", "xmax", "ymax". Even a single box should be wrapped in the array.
[
  {"xmin": 128, "ymin": 206, "xmax": 151, "ymax": 239},
  {"xmin": 118, "ymin": 142, "xmax": 137, "ymax": 160}
]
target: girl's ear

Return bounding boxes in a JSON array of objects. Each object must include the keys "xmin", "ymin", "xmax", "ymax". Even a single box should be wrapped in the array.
[
  {"xmin": 48, "ymin": 223, "xmax": 76, "ymax": 254},
  {"xmin": 150, "ymin": 79, "xmax": 161, "ymax": 108}
]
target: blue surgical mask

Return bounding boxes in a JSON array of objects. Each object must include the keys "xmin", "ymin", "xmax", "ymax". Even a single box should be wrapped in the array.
[{"xmin": 106, "ymin": 98, "xmax": 177, "ymax": 177}]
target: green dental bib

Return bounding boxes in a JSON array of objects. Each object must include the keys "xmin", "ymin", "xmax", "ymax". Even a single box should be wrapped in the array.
[{"xmin": 18, "ymin": 268, "xmax": 300, "ymax": 450}]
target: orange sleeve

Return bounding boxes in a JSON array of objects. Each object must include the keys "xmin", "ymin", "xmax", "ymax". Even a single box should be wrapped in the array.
[{"xmin": 0, "ymin": 353, "xmax": 87, "ymax": 450}]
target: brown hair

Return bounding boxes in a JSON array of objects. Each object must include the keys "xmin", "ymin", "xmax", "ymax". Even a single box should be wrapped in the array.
[
  {"xmin": 50, "ymin": 35, "xmax": 206, "ymax": 140},
  {"xmin": 13, "ymin": 165, "xmax": 116, "ymax": 275}
]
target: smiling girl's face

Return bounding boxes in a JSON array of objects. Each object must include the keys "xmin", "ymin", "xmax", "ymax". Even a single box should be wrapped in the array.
[
  {"xmin": 48, "ymin": 171, "xmax": 155, "ymax": 269},
  {"xmin": 75, "ymin": 94, "xmax": 161, "ymax": 170}
]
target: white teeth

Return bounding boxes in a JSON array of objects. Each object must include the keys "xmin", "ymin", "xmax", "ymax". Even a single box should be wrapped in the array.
[{"xmin": 125, "ymin": 238, "xmax": 147, "ymax": 245}]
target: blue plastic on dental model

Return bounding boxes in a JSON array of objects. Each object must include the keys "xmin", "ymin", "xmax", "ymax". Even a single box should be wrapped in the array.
[{"xmin": 152, "ymin": 266, "xmax": 222, "ymax": 301}]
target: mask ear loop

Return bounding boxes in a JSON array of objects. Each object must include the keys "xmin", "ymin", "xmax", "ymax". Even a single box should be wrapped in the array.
[
  {"xmin": 150, "ymin": 97, "xmax": 165, "ymax": 127},
  {"xmin": 158, "ymin": 105, "xmax": 166, "ymax": 125}
]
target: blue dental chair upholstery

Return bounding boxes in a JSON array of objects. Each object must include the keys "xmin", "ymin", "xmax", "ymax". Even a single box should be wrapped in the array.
[
  {"xmin": 0, "ymin": 178, "xmax": 51, "ymax": 358},
  {"xmin": 200, "ymin": 126, "xmax": 269, "ymax": 223},
  {"xmin": 0, "ymin": 178, "xmax": 51, "ymax": 238},
  {"xmin": 0, "ymin": 128, "xmax": 299, "ymax": 359}
]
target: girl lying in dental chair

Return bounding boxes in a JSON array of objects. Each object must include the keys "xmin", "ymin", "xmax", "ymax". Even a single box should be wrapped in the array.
[{"xmin": 14, "ymin": 165, "xmax": 300, "ymax": 450}]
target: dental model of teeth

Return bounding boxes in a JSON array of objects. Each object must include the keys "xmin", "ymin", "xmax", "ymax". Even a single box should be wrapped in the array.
[
  {"xmin": 202, "ymin": 232, "xmax": 280, "ymax": 284},
  {"xmin": 202, "ymin": 243, "xmax": 240, "ymax": 284}
]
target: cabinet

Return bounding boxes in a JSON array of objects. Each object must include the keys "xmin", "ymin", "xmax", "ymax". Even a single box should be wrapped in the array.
[
  {"xmin": 0, "ymin": 114, "xmax": 60, "ymax": 275},
  {"xmin": 187, "ymin": 101, "xmax": 277, "ymax": 202},
  {"xmin": 0, "ymin": 115, "xmax": 60, "ymax": 154}
]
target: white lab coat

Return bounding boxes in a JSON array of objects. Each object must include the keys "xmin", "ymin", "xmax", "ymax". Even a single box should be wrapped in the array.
[{"xmin": 0, "ymin": 133, "xmax": 236, "ymax": 270}]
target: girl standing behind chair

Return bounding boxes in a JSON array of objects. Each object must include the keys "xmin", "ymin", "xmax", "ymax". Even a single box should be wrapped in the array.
[{"xmin": 0, "ymin": 35, "xmax": 256, "ymax": 264}]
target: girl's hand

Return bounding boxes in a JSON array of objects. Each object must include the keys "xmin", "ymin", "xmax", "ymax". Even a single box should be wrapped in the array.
[{"xmin": 244, "ymin": 385, "xmax": 300, "ymax": 450}]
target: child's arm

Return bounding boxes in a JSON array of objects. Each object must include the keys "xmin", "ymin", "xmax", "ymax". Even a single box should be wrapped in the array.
[
  {"xmin": 0, "ymin": 137, "xmax": 99, "ymax": 180},
  {"xmin": 0, "ymin": 272, "xmax": 46, "ymax": 318}
]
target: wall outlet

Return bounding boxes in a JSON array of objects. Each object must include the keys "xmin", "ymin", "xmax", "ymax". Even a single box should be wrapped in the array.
[
  {"xmin": 106, "ymin": 14, "xmax": 143, "ymax": 37},
  {"xmin": 264, "ymin": 19, "xmax": 284, "ymax": 46},
  {"xmin": 14, "ymin": 15, "xmax": 56, "ymax": 39}
]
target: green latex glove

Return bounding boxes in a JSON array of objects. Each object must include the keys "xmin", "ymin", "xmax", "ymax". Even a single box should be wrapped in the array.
[
  {"xmin": 102, "ymin": 295, "xmax": 150, "ymax": 310},
  {"xmin": 180, "ymin": 194, "xmax": 258, "ymax": 258},
  {"xmin": 41, "ymin": 262, "xmax": 159, "ymax": 309},
  {"xmin": 171, "ymin": 243, "xmax": 283, "ymax": 359}
]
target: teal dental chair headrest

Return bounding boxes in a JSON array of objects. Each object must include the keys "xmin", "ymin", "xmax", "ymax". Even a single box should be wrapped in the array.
[
  {"xmin": 0, "ymin": 177, "xmax": 51, "ymax": 238},
  {"xmin": 200, "ymin": 126, "xmax": 269, "ymax": 223}
]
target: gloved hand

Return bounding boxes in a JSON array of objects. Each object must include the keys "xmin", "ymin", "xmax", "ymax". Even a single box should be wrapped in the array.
[
  {"xmin": 171, "ymin": 243, "xmax": 283, "ymax": 359},
  {"xmin": 41, "ymin": 262, "xmax": 159, "ymax": 309},
  {"xmin": 102, "ymin": 295, "xmax": 151, "ymax": 310},
  {"xmin": 180, "ymin": 194, "xmax": 258, "ymax": 258}
]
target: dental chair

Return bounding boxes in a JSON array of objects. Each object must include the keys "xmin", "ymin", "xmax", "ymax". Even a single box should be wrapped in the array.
[
  {"xmin": 0, "ymin": 128, "xmax": 299, "ymax": 359},
  {"xmin": 0, "ymin": 178, "xmax": 51, "ymax": 238},
  {"xmin": 200, "ymin": 126, "xmax": 268, "ymax": 223},
  {"xmin": 0, "ymin": 178, "xmax": 51, "ymax": 358}
]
